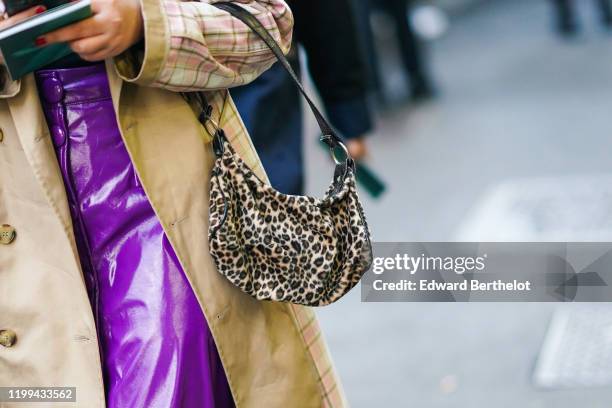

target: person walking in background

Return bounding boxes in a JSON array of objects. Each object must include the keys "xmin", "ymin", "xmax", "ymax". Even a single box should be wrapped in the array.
[
  {"xmin": 232, "ymin": 0, "xmax": 373, "ymax": 195},
  {"xmin": 552, "ymin": 0, "xmax": 612, "ymax": 35},
  {"xmin": 351, "ymin": 0, "xmax": 436, "ymax": 105},
  {"xmin": 377, "ymin": 0, "xmax": 435, "ymax": 100}
]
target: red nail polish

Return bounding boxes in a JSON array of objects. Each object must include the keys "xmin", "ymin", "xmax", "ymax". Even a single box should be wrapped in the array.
[
  {"xmin": 35, "ymin": 6, "xmax": 46, "ymax": 14},
  {"xmin": 34, "ymin": 37, "xmax": 47, "ymax": 47}
]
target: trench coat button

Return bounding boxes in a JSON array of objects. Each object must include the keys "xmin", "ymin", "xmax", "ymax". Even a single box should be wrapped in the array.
[
  {"xmin": 0, "ymin": 127, "xmax": 3, "ymax": 143},
  {"xmin": 0, "ymin": 224, "xmax": 16, "ymax": 245},
  {"xmin": 0, "ymin": 330, "xmax": 17, "ymax": 347},
  {"xmin": 41, "ymin": 77, "xmax": 63, "ymax": 104}
]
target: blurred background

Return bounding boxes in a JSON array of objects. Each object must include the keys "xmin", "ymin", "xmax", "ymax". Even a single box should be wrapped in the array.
[{"xmin": 308, "ymin": 0, "xmax": 612, "ymax": 406}]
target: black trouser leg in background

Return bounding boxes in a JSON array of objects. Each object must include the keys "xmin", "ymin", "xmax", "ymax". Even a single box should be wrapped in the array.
[
  {"xmin": 383, "ymin": 0, "xmax": 433, "ymax": 98},
  {"xmin": 552, "ymin": 0, "xmax": 578, "ymax": 34},
  {"xmin": 597, "ymin": 0, "xmax": 612, "ymax": 26}
]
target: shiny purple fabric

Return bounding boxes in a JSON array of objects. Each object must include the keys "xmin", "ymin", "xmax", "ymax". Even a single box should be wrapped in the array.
[{"xmin": 35, "ymin": 63, "xmax": 234, "ymax": 408}]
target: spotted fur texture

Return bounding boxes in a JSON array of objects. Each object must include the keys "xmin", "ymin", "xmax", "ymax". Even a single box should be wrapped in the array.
[{"xmin": 208, "ymin": 135, "xmax": 372, "ymax": 306}]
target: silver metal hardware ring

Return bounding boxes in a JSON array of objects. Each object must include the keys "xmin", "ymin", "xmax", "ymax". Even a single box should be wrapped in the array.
[{"xmin": 330, "ymin": 140, "xmax": 351, "ymax": 165}]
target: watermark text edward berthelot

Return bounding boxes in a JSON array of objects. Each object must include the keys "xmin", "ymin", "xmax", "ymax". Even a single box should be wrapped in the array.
[
  {"xmin": 370, "ymin": 253, "xmax": 531, "ymax": 293},
  {"xmin": 361, "ymin": 243, "xmax": 609, "ymax": 302}
]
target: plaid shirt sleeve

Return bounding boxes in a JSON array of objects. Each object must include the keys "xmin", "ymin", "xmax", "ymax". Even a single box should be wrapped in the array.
[{"xmin": 114, "ymin": 0, "xmax": 293, "ymax": 91}]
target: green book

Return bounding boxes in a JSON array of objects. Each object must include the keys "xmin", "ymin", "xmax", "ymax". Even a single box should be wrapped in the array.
[{"xmin": 0, "ymin": 0, "xmax": 92, "ymax": 80}]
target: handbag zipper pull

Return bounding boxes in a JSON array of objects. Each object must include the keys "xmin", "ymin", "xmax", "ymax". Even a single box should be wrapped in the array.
[
  {"xmin": 196, "ymin": 104, "xmax": 225, "ymax": 158},
  {"xmin": 212, "ymin": 129, "xmax": 225, "ymax": 158},
  {"xmin": 198, "ymin": 104, "xmax": 214, "ymax": 125}
]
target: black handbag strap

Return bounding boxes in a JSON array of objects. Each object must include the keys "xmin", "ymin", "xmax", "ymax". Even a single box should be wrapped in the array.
[{"xmin": 213, "ymin": 1, "xmax": 345, "ymax": 151}]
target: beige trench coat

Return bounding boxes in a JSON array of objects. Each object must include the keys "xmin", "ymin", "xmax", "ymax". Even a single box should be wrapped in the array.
[{"xmin": 0, "ymin": 2, "xmax": 346, "ymax": 407}]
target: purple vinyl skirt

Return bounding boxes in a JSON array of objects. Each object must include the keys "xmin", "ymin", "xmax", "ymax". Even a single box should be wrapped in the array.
[{"xmin": 35, "ymin": 63, "xmax": 234, "ymax": 408}]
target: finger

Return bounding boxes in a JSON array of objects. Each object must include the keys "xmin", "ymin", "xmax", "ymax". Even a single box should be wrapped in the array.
[
  {"xmin": 39, "ymin": 16, "xmax": 104, "ymax": 45},
  {"xmin": 78, "ymin": 41, "xmax": 130, "ymax": 61},
  {"xmin": 0, "ymin": 5, "xmax": 46, "ymax": 29},
  {"xmin": 69, "ymin": 34, "xmax": 108, "ymax": 55},
  {"xmin": 79, "ymin": 38, "xmax": 139, "ymax": 61},
  {"xmin": 89, "ymin": 0, "xmax": 106, "ymax": 14},
  {"xmin": 78, "ymin": 46, "xmax": 113, "ymax": 62}
]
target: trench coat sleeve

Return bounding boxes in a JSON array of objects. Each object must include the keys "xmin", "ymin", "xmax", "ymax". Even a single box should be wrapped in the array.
[{"xmin": 113, "ymin": 0, "xmax": 293, "ymax": 91}]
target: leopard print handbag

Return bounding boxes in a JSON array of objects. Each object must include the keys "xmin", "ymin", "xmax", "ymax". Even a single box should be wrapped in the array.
[{"xmin": 191, "ymin": 2, "xmax": 372, "ymax": 306}]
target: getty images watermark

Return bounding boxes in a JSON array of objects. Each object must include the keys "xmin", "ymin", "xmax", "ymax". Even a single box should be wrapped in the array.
[{"xmin": 361, "ymin": 243, "xmax": 610, "ymax": 302}]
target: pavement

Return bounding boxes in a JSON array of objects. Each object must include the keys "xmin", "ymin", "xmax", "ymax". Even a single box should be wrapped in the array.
[{"xmin": 303, "ymin": 0, "xmax": 612, "ymax": 406}]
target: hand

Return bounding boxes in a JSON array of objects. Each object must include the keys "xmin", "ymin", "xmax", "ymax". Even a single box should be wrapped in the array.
[
  {"xmin": 37, "ymin": 0, "xmax": 143, "ymax": 61},
  {"xmin": 346, "ymin": 138, "xmax": 368, "ymax": 161},
  {"xmin": 0, "ymin": 5, "xmax": 47, "ymax": 30}
]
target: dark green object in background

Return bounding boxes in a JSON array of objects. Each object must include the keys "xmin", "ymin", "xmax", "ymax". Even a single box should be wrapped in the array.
[{"xmin": 354, "ymin": 160, "xmax": 386, "ymax": 198}]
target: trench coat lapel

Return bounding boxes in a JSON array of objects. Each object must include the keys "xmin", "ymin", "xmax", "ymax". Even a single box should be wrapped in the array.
[
  {"xmin": 105, "ymin": 60, "xmax": 123, "ymax": 113},
  {"xmin": 7, "ymin": 74, "xmax": 81, "ymax": 269}
]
